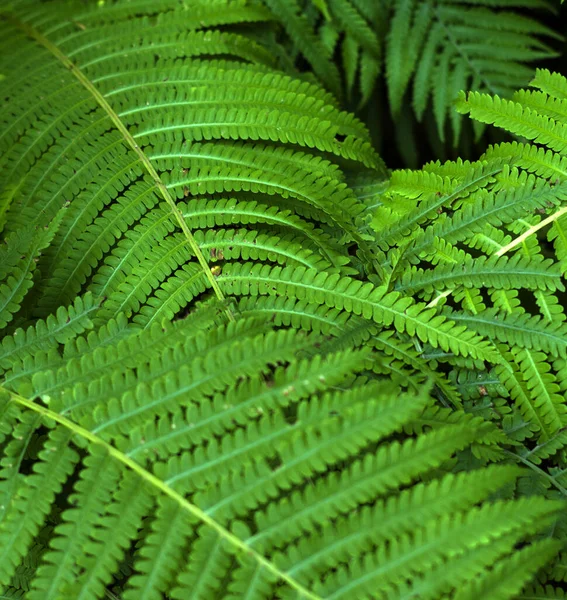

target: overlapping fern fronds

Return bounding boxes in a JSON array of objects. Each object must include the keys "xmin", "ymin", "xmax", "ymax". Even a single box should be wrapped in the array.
[
  {"xmin": 2, "ymin": 312, "xmax": 560, "ymax": 599},
  {"xmin": 371, "ymin": 71, "xmax": 567, "ymax": 590},
  {"xmin": 373, "ymin": 71, "xmax": 567, "ymax": 441},
  {"xmin": 1, "ymin": 0, "xmax": 567, "ymax": 599},
  {"xmin": 261, "ymin": 0, "xmax": 560, "ymax": 147}
]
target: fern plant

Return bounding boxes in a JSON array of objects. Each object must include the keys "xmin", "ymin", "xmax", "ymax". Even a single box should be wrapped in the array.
[
  {"xmin": 385, "ymin": 0, "xmax": 560, "ymax": 144},
  {"xmin": 261, "ymin": 0, "xmax": 561, "ymax": 155},
  {"xmin": 373, "ymin": 68, "xmax": 567, "ymax": 442},
  {"xmin": 1, "ymin": 0, "xmax": 567, "ymax": 599},
  {"xmin": 368, "ymin": 68, "xmax": 567, "ymax": 598}
]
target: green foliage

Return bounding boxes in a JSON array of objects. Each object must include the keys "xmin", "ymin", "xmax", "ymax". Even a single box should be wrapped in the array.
[
  {"xmin": 1, "ymin": 0, "xmax": 567, "ymax": 599},
  {"xmin": 374, "ymin": 72, "xmax": 567, "ymax": 442},
  {"xmin": 385, "ymin": 0, "xmax": 560, "ymax": 143},
  {"xmin": 367, "ymin": 68, "xmax": 567, "ymax": 597},
  {"xmin": 259, "ymin": 0, "xmax": 561, "ymax": 151}
]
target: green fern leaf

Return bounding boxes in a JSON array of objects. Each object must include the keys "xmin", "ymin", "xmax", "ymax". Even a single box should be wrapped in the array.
[{"xmin": 454, "ymin": 539, "xmax": 561, "ymax": 600}]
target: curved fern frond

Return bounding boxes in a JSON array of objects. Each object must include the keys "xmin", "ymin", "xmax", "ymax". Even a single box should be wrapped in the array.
[
  {"xmin": 396, "ymin": 253, "xmax": 563, "ymax": 295},
  {"xmin": 2, "ymin": 2, "xmax": 567, "ymax": 599},
  {"xmin": 3, "ymin": 323, "xmax": 556, "ymax": 600},
  {"xmin": 259, "ymin": 0, "xmax": 558, "ymax": 151},
  {"xmin": 263, "ymin": 0, "xmax": 343, "ymax": 97},
  {"xmin": 0, "ymin": 215, "xmax": 63, "ymax": 330},
  {"xmin": 1, "ymin": 0, "xmax": 385, "ymax": 329},
  {"xmin": 0, "ymin": 293, "xmax": 99, "ymax": 378},
  {"xmin": 219, "ymin": 262, "xmax": 499, "ymax": 364}
]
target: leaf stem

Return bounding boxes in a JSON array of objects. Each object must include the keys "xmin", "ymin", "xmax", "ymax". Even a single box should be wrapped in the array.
[
  {"xmin": 1, "ymin": 386, "xmax": 321, "ymax": 600},
  {"xmin": 502, "ymin": 449, "xmax": 567, "ymax": 497},
  {"xmin": 496, "ymin": 206, "xmax": 567, "ymax": 257},
  {"xmin": 8, "ymin": 15, "xmax": 234, "ymax": 321}
]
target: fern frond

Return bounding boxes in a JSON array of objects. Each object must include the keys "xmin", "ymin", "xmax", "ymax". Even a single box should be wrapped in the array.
[
  {"xmin": 446, "ymin": 308, "xmax": 567, "ymax": 358},
  {"xmin": 27, "ymin": 447, "xmax": 121, "ymax": 599},
  {"xmin": 67, "ymin": 471, "xmax": 152, "ymax": 600},
  {"xmin": 126, "ymin": 348, "xmax": 367, "ymax": 461},
  {"xmin": 456, "ymin": 90, "xmax": 567, "ymax": 154},
  {"xmin": 0, "ymin": 426, "xmax": 77, "ymax": 588},
  {"xmin": 262, "ymin": 0, "xmax": 342, "ymax": 97},
  {"xmin": 2, "ymin": 3, "xmax": 567, "ymax": 598},
  {"xmin": 387, "ymin": 0, "xmax": 557, "ymax": 142},
  {"xmin": 3, "ymin": 370, "xmax": 559, "ymax": 600},
  {"xmin": 453, "ymin": 539, "xmax": 561, "ymax": 600},
  {"xmin": 121, "ymin": 496, "xmax": 193, "ymax": 600},
  {"xmin": 531, "ymin": 68, "xmax": 567, "ymax": 101},
  {"xmin": 495, "ymin": 350, "xmax": 557, "ymax": 440},
  {"xmin": 253, "ymin": 464, "xmax": 520, "ymax": 574},
  {"xmin": 512, "ymin": 347, "xmax": 567, "ymax": 439},
  {"xmin": 0, "ymin": 216, "xmax": 62, "ymax": 330},
  {"xmin": 396, "ymin": 253, "xmax": 563, "ymax": 295},
  {"xmin": 32, "ymin": 306, "xmax": 236, "ymax": 401},
  {"xmin": 520, "ymin": 429, "xmax": 567, "ymax": 466},
  {"xmin": 0, "ymin": 294, "xmax": 98, "ymax": 378},
  {"xmin": 219, "ymin": 262, "xmax": 499, "ymax": 364},
  {"xmin": 328, "ymin": 0, "xmax": 380, "ymax": 59},
  {"xmin": 314, "ymin": 497, "xmax": 561, "ymax": 599},
  {"xmin": 520, "ymin": 586, "xmax": 567, "ymax": 599},
  {"xmin": 72, "ymin": 329, "xmax": 311, "ymax": 436},
  {"xmin": 1, "ymin": 0, "xmax": 385, "ymax": 328}
]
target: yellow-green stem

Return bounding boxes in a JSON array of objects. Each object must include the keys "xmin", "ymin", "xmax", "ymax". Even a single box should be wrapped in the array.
[
  {"xmin": 9, "ymin": 15, "xmax": 234, "ymax": 322},
  {"xmin": 1, "ymin": 386, "xmax": 321, "ymax": 600}
]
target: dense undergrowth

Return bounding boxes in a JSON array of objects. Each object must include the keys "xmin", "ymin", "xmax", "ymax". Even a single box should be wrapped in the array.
[{"xmin": 2, "ymin": 0, "xmax": 567, "ymax": 599}]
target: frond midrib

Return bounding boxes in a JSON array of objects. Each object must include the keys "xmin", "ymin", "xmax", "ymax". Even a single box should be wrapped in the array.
[
  {"xmin": 0, "ymin": 386, "xmax": 322, "ymax": 600},
  {"xmin": 4, "ymin": 13, "xmax": 231, "ymax": 318}
]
